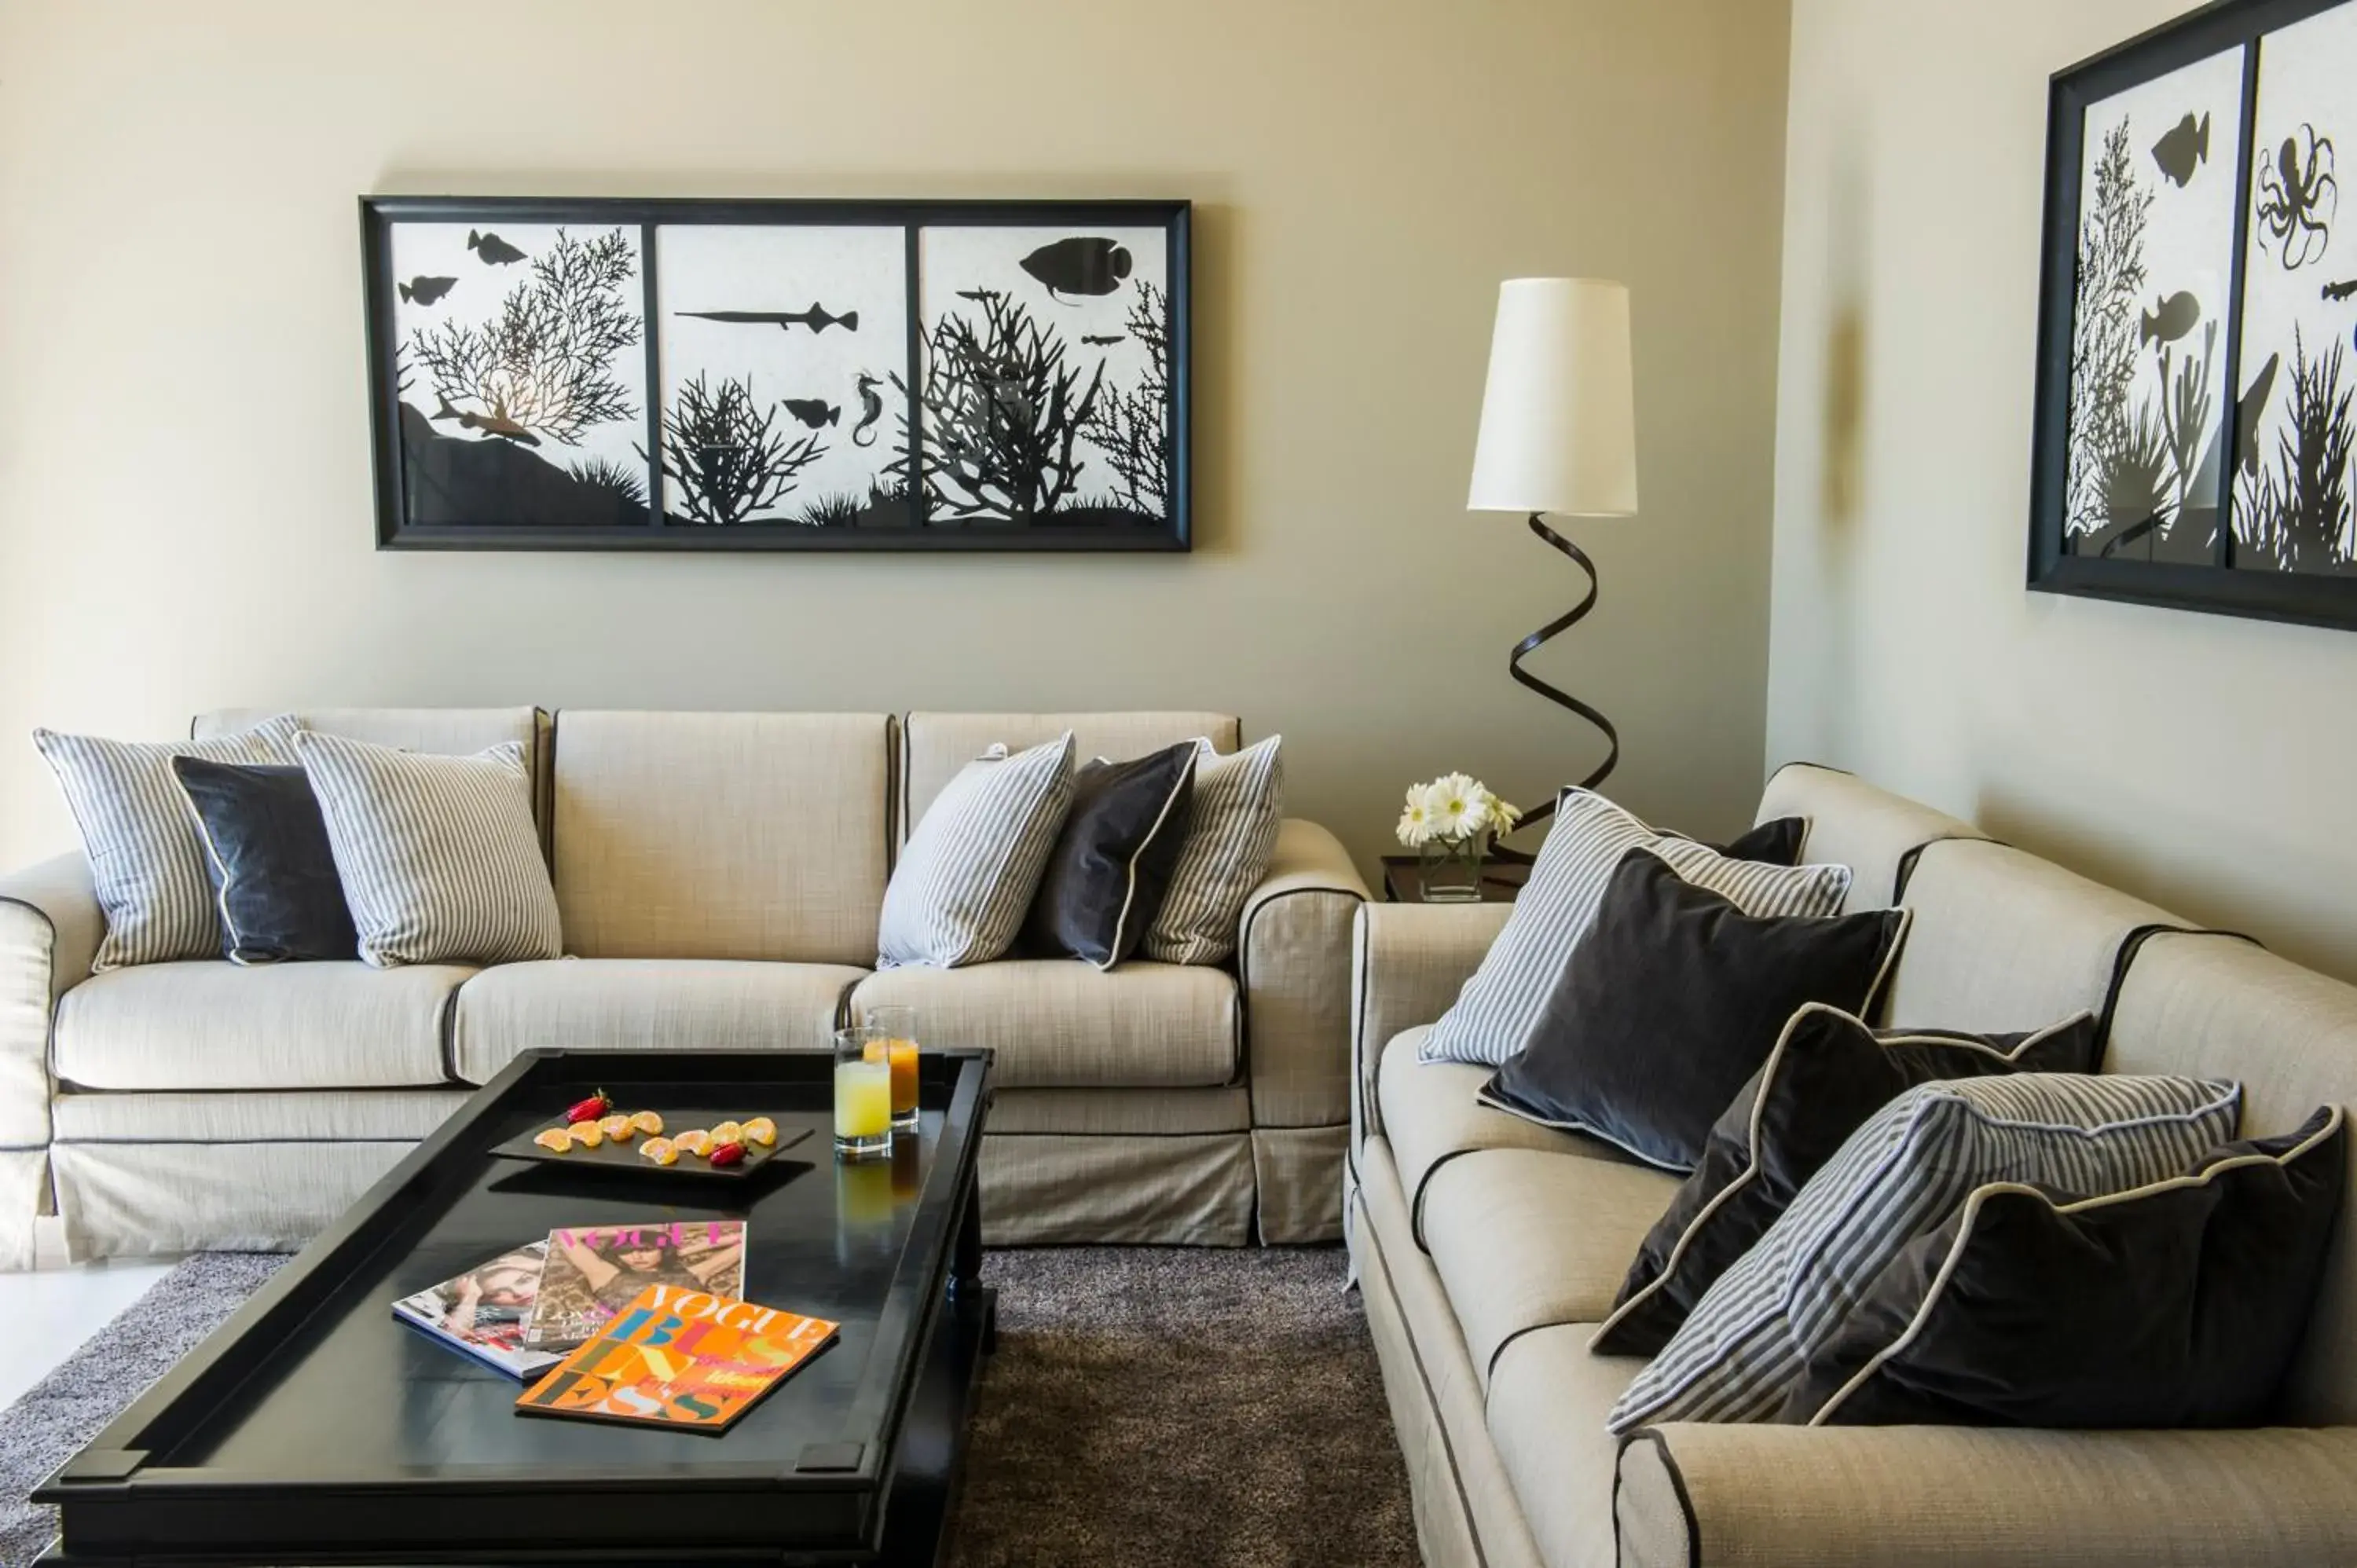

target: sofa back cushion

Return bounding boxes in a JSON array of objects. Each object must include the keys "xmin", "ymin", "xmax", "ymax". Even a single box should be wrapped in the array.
[
  {"xmin": 195, "ymin": 707, "xmax": 551, "ymax": 837},
  {"xmin": 1883, "ymin": 838, "xmax": 2189, "ymax": 1035},
  {"xmin": 900, "ymin": 713, "xmax": 1240, "ymax": 847},
  {"xmin": 1754, "ymin": 763, "xmax": 1983, "ymax": 913},
  {"xmin": 2109, "ymin": 930, "xmax": 2357, "ymax": 1426},
  {"xmin": 550, "ymin": 711, "xmax": 890, "ymax": 965}
]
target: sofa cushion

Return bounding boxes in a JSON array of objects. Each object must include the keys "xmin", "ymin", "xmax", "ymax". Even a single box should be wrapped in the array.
[
  {"xmin": 1483, "ymin": 1324, "xmax": 1647, "ymax": 1568},
  {"xmin": 900, "ymin": 712, "xmax": 1240, "ymax": 841},
  {"xmin": 1379, "ymin": 1027, "xmax": 1644, "ymax": 1248},
  {"xmin": 551, "ymin": 711, "xmax": 892, "ymax": 967},
  {"xmin": 1754, "ymin": 762, "xmax": 1984, "ymax": 912},
  {"xmin": 53, "ymin": 960, "xmax": 470, "ymax": 1090},
  {"xmin": 1420, "ymin": 1148, "xmax": 1680, "ymax": 1387},
  {"xmin": 53, "ymin": 1086, "xmax": 471, "ymax": 1142},
  {"xmin": 849, "ymin": 959, "xmax": 1236, "ymax": 1089},
  {"xmin": 1885, "ymin": 838, "xmax": 2188, "ymax": 1034},
  {"xmin": 451, "ymin": 958, "xmax": 863, "ymax": 1083},
  {"xmin": 2109, "ymin": 929, "xmax": 2357, "ymax": 1426}
]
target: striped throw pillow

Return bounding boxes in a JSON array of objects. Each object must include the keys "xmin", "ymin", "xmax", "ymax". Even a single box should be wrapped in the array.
[
  {"xmin": 1604, "ymin": 1072, "xmax": 2245, "ymax": 1434},
  {"xmin": 296, "ymin": 731, "xmax": 560, "ymax": 969},
  {"xmin": 1139, "ymin": 735, "xmax": 1283, "ymax": 966},
  {"xmin": 35, "ymin": 713, "xmax": 302, "ymax": 969},
  {"xmin": 879, "ymin": 733, "xmax": 1075, "ymax": 969},
  {"xmin": 1419, "ymin": 789, "xmax": 1853, "ymax": 1067}
]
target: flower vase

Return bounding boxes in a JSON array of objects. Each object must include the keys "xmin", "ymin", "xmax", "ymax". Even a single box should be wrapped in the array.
[{"xmin": 1418, "ymin": 836, "xmax": 1486, "ymax": 903}]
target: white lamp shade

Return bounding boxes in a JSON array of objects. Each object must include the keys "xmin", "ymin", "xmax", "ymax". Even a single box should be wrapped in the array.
[{"xmin": 1467, "ymin": 277, "xmax": 1637, "ymax": 516}]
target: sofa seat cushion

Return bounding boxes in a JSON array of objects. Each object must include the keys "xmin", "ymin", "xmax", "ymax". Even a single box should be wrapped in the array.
[
  {"xmin": 1380, "ymin": 1027, "xmax": 1644, "ymax": 1247},
  {"xmin": 1483, "ymin": 1324, "xmax": 1648, "ymax": 1568},
  {"xmin": 53, "ymin": 960, "xmax": 471, "ymax": 1091},
  {"xmin": 53, "ymin": 1087, "xmax": 471, "ymax": 1142},
  {"xmin": 1421, "ymin": 1148, "xmax": 1682, "ymax": 1388},
  {"xmin": 452, "ymin": 959, "xmax": 863, "ymax": 1084},
  {"xmin": 849, "ymin": 960, "xmax": 1236, "ymax": 1089}
]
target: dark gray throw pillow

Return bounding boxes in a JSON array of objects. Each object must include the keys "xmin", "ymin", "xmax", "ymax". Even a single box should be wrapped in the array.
[
  {"xmin": 1022, "ymin": 743, "xmax": 1196, "ymax": 969},
  {"xmin": 1786, "ymin": 1106, "xmax": 2346, "ymax": 1428},
  {"xmin": 1710, "ymin": 815, "xmax": 1806, "ymax": 866},
  {"xmin": 1591, "ymin": 1002, "xmax": 2102, "ymax": 1357},
  {"xmin": 172, "ymin": 757, "xmax": 359, "ymax": 965},
  {"xmin": 1477, "ymin": 848, "xmax": 1909, "ymax": 1173}
]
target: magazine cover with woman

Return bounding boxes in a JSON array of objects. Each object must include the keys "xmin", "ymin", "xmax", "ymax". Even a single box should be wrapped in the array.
[
  {"xmin": 523, "ymin": 1220, "xmax": 746, "ymax": 1351},
  {"xmin": 391, "ymin": 1240, "xmax": 563, "ymax": 1378}
]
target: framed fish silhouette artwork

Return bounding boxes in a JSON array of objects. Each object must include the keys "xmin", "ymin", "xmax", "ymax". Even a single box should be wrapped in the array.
[
  {"xmin": 361, "ymin": 196, "xmax": 1190, "ymax": 551},
  {"xmin": 2030, "ymin": 0, "xmax": 2357, "ymax": 628}
]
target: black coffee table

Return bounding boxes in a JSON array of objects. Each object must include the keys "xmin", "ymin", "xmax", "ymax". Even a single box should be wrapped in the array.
[{"xmin": 36, "ymin": 1046, "xmax": 995, "ymax": 1566}]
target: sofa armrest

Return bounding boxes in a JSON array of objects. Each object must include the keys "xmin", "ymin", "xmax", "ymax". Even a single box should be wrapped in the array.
[
  {"xmin": 1616, "ymin": 1421, "xmax": 2357, "ymax": 1567},
  {"xmin": 1237, "ymin": 819, "xmax": 1369, "ymax": 1128},
  {"xmin": 0, "ymin": 852, "xmax": 100, "ymax": 1152},
  {"xmin": 1349, "ymin": 901, "xmax": 1511, "ymax": 1148}
]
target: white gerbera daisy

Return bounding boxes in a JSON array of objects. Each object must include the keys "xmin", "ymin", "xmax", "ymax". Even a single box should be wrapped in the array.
[
  {"xmin": 1425, "ymin": 774, "xmax": 1485, "ymax": 842},
  {"xmin": 1396, "ymin": 797, "xmax": 1437, "ymax": 848}
]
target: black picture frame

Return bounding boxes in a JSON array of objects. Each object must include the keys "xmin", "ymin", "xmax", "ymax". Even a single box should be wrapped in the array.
[
  {"xmin": 361, "ymin": 196, "xmax": 1191, "ymax": 551},
  {"xmin": 2029, "ymin": 0, "xmax": 2357, "ymax": 628}
]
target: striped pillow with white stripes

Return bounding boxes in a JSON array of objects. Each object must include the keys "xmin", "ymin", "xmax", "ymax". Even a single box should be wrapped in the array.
[
  {"xmin": 35, "ymin": 714, "xmax": 302, "ymax": 969},
  {"xmin": 1604, "ymin": 1072, "xmax": 2245, "ymax": 1434},
  {"xmin": 296, "ymin": 731, "xmax": 560, "ymax": 969},
  {"xmin": 1419, "ymin": 789, "xmax": 1853, "ymax": 1067},
  {"xmin": 1139, "ymin": 735, "xmax": 1283, "ymax": 966},
  {"xmin": 878, "ymin": 733, "xmax": 1075, "ymax": 969}
]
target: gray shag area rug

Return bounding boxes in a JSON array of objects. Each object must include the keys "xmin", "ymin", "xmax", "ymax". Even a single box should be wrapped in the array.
[{"xmin": 2, "ymin": 1248, "xmax": 1417, "ymax": 1568}]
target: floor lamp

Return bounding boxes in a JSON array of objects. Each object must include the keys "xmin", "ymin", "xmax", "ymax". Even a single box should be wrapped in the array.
[{"xmin": 1466, "ymin": 277, "xmax": 1637, "ymax": 846}]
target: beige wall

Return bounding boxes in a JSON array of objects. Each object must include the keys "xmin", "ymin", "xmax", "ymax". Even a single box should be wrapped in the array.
[
  {"xmin": 1772, "ymin": 0, "xmax": 2357, "ymax": 979},
  {"xmin": 0, "ymin": 0, "xmax": 1791, "ymax": 880}
]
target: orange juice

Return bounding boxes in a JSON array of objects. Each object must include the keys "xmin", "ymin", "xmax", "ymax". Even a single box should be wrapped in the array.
[{"xmin": 864, "ymin": 1037, "xmax": 920, "ymax": 1123}]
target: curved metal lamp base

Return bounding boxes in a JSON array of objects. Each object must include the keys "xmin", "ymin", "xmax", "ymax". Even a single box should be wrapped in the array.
[{"xmin": 1496, "ymin": 511, "xmax": 1618, "ymax": 855}]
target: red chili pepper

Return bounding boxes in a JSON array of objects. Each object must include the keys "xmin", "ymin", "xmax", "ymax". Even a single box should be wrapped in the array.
[
  {"xmin": 565, "ymin": 1090, "xmax": 611, "ymax": 1126},
  {"xmin": 708, "ymin": 1141, "xmax": 746, "ymax": 1168}
]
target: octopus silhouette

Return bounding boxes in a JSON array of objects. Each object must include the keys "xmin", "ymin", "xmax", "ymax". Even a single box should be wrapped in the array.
[{"xmin": 2256, "ymin": 123, "xmax": 2338, "ymax": 272}]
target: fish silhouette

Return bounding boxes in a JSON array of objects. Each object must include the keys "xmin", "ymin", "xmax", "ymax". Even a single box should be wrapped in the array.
[
  {"xmin": 431, "ymin": 394, "xmax": 540, "ymax": 446},
  {"xmin": 2238, "ymin": 354, "xmax": 2280, "ymax": 477},
  {"xmin": 398, "ymin": 275, "xmax": 458, "ymax": 306},
  {"xmin": 2141, "ymin": 291, "xmax": 2201, "ymax": 346},
  {"xmin": 1018, "ymin": 236, "xmax": 1132, "ymax": 302},
  {"xmin": 466, "ymin": 229, "xmax": 527, "ymax": 266},
  {"xmin": 852, "ymin": 373, "xmax": 884, "ymax": 448},
  {"xmin": 2323, "ymin": 278, "xmax": 2357, "ymax": 302},
  {"xmin": 2151, "ymin": 112, "xmax": 2211, "ymax": 188},
  {"xmin": 676, "ymin": 304, "xmax": 859, "ymax": 335},
  {"xmin": 957, "ymin": 288, "xmax": 1003, "ymax": 303},
  {"xmin": 782, "ymin": 398, "xmax": 839, "ymax": 429},
  {"xmin": 1081, "ymin": 333, "xmax": 1125, "ymax": 346}
]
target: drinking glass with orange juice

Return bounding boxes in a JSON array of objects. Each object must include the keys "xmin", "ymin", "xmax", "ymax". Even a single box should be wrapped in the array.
[{"xmin": 861, "ymin": 1005, "xmax": 921, "ymax": 1131}]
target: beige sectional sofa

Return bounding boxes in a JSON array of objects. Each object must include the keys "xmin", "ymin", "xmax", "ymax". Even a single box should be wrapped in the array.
[
  {"xmin": 0, "ymin": 706, "xmax": 1367, "ymax": 1266},
  {"xmin": 1348, "ymin": 763, "xmax": 2357, "ymax": 1567}
]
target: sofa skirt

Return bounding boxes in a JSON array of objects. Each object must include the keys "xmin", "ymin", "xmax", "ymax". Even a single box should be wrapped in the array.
[{"xmin": 979, "ymin": 1130, "xmax": 1256, "ymax": 1246}]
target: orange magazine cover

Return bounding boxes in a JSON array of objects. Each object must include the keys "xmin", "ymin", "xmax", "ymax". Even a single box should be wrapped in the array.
[{"xmin": 515, "ymin": 1281, "xmax": 838, "ymax": 1433}]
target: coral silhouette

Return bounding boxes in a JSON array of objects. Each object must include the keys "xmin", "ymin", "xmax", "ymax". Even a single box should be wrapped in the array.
[
  {"xmin": 405, "ymin": 229, "xmax": 640, "ymax": 447},
  {"xmin": 647, "ymin": 372, "xmax": 826, "ymax": 525},
  {"xmin": 895, "ymin": 292, "xmax": 1106, "ymax": 523}
]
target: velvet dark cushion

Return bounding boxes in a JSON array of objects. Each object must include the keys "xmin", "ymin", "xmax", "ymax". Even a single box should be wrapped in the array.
[
  {"xmin": 171, "ymin": 757, "xmax": 359, "ymax": 964},
  {"xmin": 1021, "ymin": 743, "xmax": 1195, "ymax": 969},
  {"xmin": 1710, "ymin": 815, "xmax": 1806, "ymax": 866},
  {"xmin": 1477, "ymin": 848, "xmax": 1909, "ymax": 1174},
  {"xmin": 1784, "ymin": 1106, "xmax": 2347, "ymax": 1428},
  {"xmin": 1591, "ymin": 1002, "xmax": 2104, "ymax": 1356}
]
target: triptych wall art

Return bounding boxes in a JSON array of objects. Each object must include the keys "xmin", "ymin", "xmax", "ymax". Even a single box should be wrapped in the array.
[
  {"xmin": 2030, "ymin": 0, "xmax": 2357, "ymax": 627},
  {"xmin": 361, "ymin": 198, "xmax": 1189, "ymax": 551}
]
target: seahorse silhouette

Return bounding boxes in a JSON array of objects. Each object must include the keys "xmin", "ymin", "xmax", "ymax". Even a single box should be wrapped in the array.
[{"xmin": 852, "ymin": 373, "xmax": 884, "ymax": 448}]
